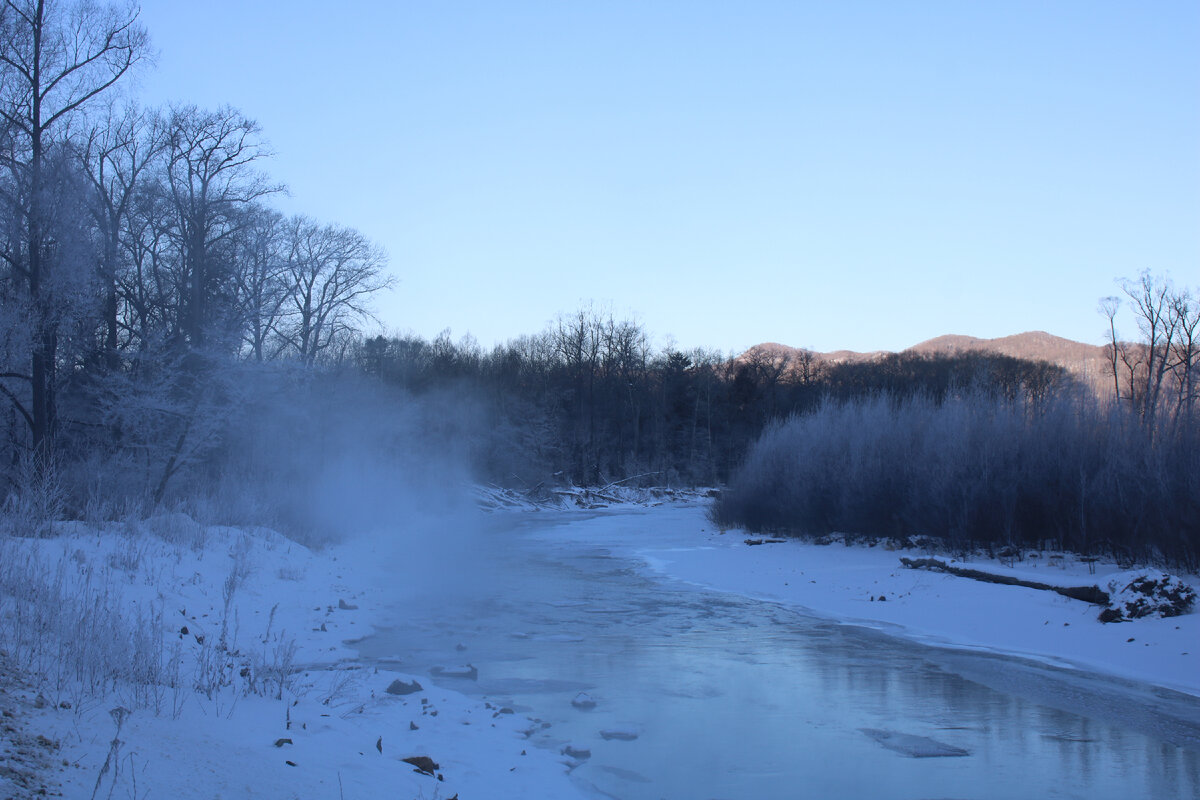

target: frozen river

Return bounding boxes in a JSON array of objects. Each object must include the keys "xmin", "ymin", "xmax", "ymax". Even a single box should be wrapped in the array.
[{"xmin": 357, "ymin": 508, "xmax": 1200, "ymax": 799}]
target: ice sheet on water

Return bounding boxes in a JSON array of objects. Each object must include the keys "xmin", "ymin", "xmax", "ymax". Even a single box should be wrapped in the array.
[{"xmin": 860, "ymin": 728, "xmax": 970, "ymax": 758}]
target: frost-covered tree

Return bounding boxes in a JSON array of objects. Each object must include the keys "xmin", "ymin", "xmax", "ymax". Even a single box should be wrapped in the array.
[{"xmin": 0, "ymin": 0, "xmax": 147, "ymax": 460}]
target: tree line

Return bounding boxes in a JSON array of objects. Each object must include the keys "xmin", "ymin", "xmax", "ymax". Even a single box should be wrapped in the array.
[
  {"xmin": 352, "ymin": 309, "xmax": 1073, "ymax": 491},
  {"xmin": 715, "ymin": 273, "xmax": 1200, "ymax": 567}
]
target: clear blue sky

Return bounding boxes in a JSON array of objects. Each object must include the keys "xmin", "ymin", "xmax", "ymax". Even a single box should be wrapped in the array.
[{"xmin": 132, "ymin": 1, "xmax": 1199, "ymax": 354}]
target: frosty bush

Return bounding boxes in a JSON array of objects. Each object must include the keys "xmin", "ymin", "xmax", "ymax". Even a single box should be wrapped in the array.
[
  {"xmin": 714, "ymin": 391, "xmax": 1200, "ymax": 567},
  {"xmin": 0, "ymin": 539, "xmax": 167, "ymax": 708},
  {"xmin": 1, "ymin": 453, "xmax": 66, "ymax": 538}
]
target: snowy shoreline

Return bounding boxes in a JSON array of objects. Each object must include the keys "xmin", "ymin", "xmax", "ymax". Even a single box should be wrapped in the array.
[
  {"xmin": 0, "ymin": 515, "xmax": 589, "ymax": 800},
  {"xmin": 3, "ymin": 499, "xmax": 1197, "ymax": 798},
  {"xmin": 532, "ymin": 503, "xmax": 1200, "ymax": 699}
]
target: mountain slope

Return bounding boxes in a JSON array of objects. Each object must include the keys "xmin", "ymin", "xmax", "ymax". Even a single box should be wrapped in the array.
[{"xmin": 739, "ymin": 331, "xmax": 1110, "ymax": 387}]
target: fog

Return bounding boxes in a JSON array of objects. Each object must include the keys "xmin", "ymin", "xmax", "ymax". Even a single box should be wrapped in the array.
[{"xmin": 194, "ymin": 367, "xmax": 515, "ymax": 609}]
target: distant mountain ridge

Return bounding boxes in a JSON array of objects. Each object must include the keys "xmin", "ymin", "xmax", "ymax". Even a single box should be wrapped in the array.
[
  {"xmin": 906, "ymin": 331, "xmax": 1104, "ymax": 368},
  {"xmin": 741, "ymin": 331, "xmax": 1109, "ymax": 386}
]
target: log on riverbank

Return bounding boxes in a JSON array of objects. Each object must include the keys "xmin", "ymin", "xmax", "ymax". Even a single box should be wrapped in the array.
[{"xmin": 899, "ymin": 557, "xmax": 1110, "ymax": 605}]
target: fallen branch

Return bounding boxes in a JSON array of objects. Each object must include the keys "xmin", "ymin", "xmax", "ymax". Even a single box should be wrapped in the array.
[
  {"xmin": 899, "ymin": 557, "xmax": 1109, "ymax": 605},
  {"xmin": 600, "ymin": 472, "xmax": 662, "ymax": 492}
]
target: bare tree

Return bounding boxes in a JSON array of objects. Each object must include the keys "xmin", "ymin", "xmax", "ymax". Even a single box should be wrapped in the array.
[
  {"xmin": 100, "ymin": 106, "xmax": 280, "ymax": 504},
  {"xmin": 1122, "ymin": 271, "xmax": 1178, "ymax": 427},
  {"xmin": 1098, "ymin": 295, "xmax": 1122, "ymax": 404},
  {"xmin": 230, "ymin": 203, "xmax": 288, "ymax": 362},
  {"xmin": 80, "ymin": 102, "xmax": 166, "ymax": 367},
  {"xmin": 1101, "ymin": 274, "xmax": 1200, "ymax": 434},
  {"xmin": 116, "ymin": 165, "xmax": 175, "ymax": 349},
  {"xmin": 791, "ymin": 348, "xmax": 823, "ymax": 386},
  {"xmin": 162, "ymin": 105, "xmax": 278, "ymax": 350},
  {"xmin": 1168, "ymin": 289, "xmax": 1198, "ymax": 433},
  {"xmin": 278, "ymin": 216, "xmax": 389, "ymax": 366},
  {"xmin": 0, "ymin": 0, "xmax": 147, "ymax": 458},
  {"xmin": 742, "ymin": 344, "xmax": 792, "ymax": 421},
  {"xmin": 552, "ymin": 307, "xmax": 604, "ymax": 481}
]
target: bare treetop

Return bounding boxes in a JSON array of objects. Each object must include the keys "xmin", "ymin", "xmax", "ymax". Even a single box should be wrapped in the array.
[{"xmin": 0, "ymin": 0, "xmax": 149, "ymax": 137}]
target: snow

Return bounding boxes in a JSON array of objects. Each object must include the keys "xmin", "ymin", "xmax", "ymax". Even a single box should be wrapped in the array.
[
  {"xmin": 0, "ymin": 518, "xmax": 588, "ymax": 800},
  {"xmin": 570, "ymin": 692, "xmax": 597, "ymax": 710},
  {"xmin": 4, "ymin": 499, "xmax": 1197, "ymax": 798},
  {"xmin": 534, "ymin": 505, "xmax": 1200, "ymax": 698}
]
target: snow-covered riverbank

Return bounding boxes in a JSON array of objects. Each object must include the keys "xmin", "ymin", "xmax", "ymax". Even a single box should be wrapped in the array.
[
  {"xmin": 0, "ymin": 515, "xmax": 587, "ymax": 800},
  {"xmin": 536, "ymin": 504, "xmax": 1200, "ymax": 698},
  {"xmin": 4, "ymin": 499, "xmax": 1197, "ymax": 798}
]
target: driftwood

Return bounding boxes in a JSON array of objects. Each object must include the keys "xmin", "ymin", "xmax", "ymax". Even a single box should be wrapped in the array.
[{"xmin": 899, "ymin": 557, "xmax": 1110, "ymax": 605}]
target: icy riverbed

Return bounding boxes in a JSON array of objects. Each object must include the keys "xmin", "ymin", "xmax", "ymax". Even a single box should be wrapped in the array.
[
  {"xmin": 357, "ymin": 504, "xmax": 1200, "ymax": 800},
  {"xmin": 563, "ymin": 505, "xmax": 1200, "ymax": 697}
]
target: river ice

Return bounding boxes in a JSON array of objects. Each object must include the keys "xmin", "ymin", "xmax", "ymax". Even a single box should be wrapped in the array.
[{"xmin": 356, "ymin": 504, "xmax": 1200, "ymax": 799}]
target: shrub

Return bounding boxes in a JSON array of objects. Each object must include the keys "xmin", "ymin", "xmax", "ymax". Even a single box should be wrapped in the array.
[{"xmin": 714, "ymin": 391, "xmax": 1199, "ymax": 567}]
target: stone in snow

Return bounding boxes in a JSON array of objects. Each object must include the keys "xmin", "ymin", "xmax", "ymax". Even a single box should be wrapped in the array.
[
  {"xmin": 385, "ymin": 679, "xmax": 422, "ymax": 696},
  {"xmin": 571, "ymin": 692, "xmax": 597, "ymax": 710},
  {"xmin": 402, "ymin": 755, "xmax": 439, "ymax": 775}
]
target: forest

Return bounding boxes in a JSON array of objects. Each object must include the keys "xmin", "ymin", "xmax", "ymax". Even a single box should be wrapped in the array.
[
  {"xmin": 0, "ymin": 2, "xmax": 1196, "ymax": 565},
  {"xmin": 353, "ymin": 316, "xmax": 1071, "ymax": 490}
]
